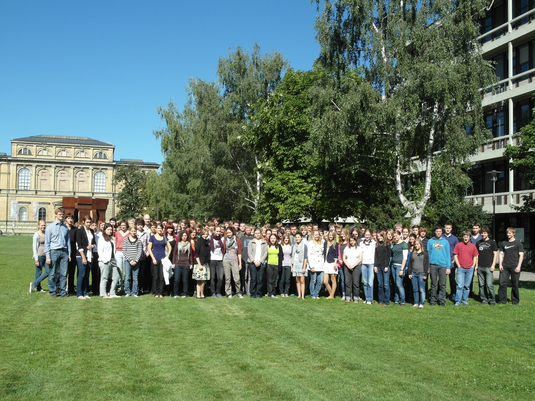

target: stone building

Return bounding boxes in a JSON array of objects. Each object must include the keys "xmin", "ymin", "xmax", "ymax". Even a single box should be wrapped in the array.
[{"xmin": 0, "ymin": 135, "xmax": 159, "ymax": 234}]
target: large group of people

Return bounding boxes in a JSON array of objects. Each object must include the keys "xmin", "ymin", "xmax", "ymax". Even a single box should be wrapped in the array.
[{"xmin": 30, "ymin": 208, "xmax": 525, "ymax": 306}]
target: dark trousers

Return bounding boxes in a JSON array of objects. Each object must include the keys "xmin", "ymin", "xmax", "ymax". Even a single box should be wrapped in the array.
[
  {"xmin": 249, "ymin": 262, "xmax": 266, "ymax": 297},
  {"xmin": 209, "ymin": 260, "xmax": 224, "ymax": 296},
  {"xmin": 239, "ymin": 259, "xmax": 249, "ymax": 295},
  {"xmin": 266, "ymin": 264, "xmax": 278, "ymax": 296},
  {"xmin": 429, "ymin": 264, "xmax": 447, "ymax": 305},
  {"xmin": 344, "ymin": 265, "xmax": 361, "ymax": 300},
  {"xmin": 448, "ymin": 265, "xmax": 457, "ymax": 301},
  {"xmin": 67, "ymin": 256, "xmax": 77, "ymax": 294},
  {"xmin": 151, "ymin": 260, "xmax": 164, "ymax": 296},
  {"xmin": 498, "ymin": 266, "xmax": 520, "ymax": 304},
  {"xmin": 90, "ymin": 252, "xmax": 100, "ymax": 295},
  {"xmin": 140, "ymin": 257, "xmax": 152, "ymax": 293},
  {"xmin": 278, "ymin": 265, "xmax": 292, "ymax": 295},
  {"xmin": 173, "ymin": 265, "xmax": 190, "ymax": 296}
]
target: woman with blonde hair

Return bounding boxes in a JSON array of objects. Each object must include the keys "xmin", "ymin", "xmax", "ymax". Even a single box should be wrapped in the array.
[
  {"xmin": 308, "ymin": 230, "xmax": 325, "ymax": 299},
  {"xmin": 279, "ymin": 234, "xmax": 293, "ymax": 297},
  {"xmin": 323, "ymin": 231, "xmax": 339, "ymax": 299},
  {"xmin": 30, "ymin": 220, "xmax": 49, "ymax": 293}
]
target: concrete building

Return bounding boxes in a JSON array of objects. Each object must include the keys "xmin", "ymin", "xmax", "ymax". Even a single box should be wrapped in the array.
[
  {"xmin": 0, "ymin": 135, "xmax": 159, "ymax": 234},
  {"xmin": 465, "ymin": 0, "xmax": 535, "ymax": 250}
]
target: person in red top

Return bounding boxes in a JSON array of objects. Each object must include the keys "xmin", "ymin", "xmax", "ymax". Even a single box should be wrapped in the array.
[{"xmin": 453, "ymin": 231, "xmax": 479, "ymax": 307}]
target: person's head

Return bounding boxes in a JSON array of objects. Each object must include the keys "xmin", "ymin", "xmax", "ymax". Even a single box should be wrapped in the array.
[
  {"xmin": 506, "ymin": 227, "xmax": 516, "ymax": 239},
  {"xmin": 103, "ymin": 223, "xmax": 114, "ymax": 240},
  {"xmin": 38, "ymin": 219, "xmax": 46, "ymax": 232},
  {"xmin": 128, "ymin": 218, "xmax": 135, "ymax": 228},
  {"xmin": 335, "ymin": 224, "xmax": 342, "ymax": 234},
  {"xmin": 359, "ymin": 225, "xmax": 366, "ymax": 236},
  {"xmin": 190, "ymin": 230, "xmax": 197, "ymax": 241},
  {"xmin": 481, "ymin": 226, "xmax": 490, "ymax": 240},
  {"xmin": 82, "ymin": 215, "xmax": 92, "ymax": 229},
  {"xmin": 419, "ymin": 227, "xmax": 427, "ymax": 238},
  {"xmin": 377, "ymin": 231, "xmax": 385, "ymax": 243},
  {"xmin": 253, "ymin": 227, "xmax": 262, "ymax": 240},
  {"xmin": 327, "ymin": 231, "xmax": 336, "ymax": 243},
  {"xmin": 99, "ymin": 220, "xmax": 105, "ymax": 231},
  {"xmin": 226, "ymin": 226, "xmax": 236, "ymax": 238},
  {"xmin": 402, "ymin": 227, "xmax": 409, "ymax": 239},
  {"xmin": 300, "ymin": 225, "xmax": 307, "ymax": 236},
  {"xmin": 269, "ymin": 234, "xmax": 278, "ymax": 245},
  {"xmin": 312, "ymin": 223, "xmax": 319, "ymax": 231},
  {"xmin": 349, "ymin": 236, "xmax": 358, "ymax": 248},
  {"xmin": 233, "ymin": 221, "xmax": 240, "ymax": 231},
  {"xmin": 189, "ymin": 218, "xmax": 197, "ymax": 228},
  {"xmin": 239, "ymin": 222, "xmax": 246, "ymax": 232},
  {"xmin": 129, "ymin": 225, "xmax": 137, "ymax": 238},
  {"xmin": 118, "ymin": 220, "xmax": 127, "ymax": 232},
  {"xmin": 372, "ymin": 229, "xmax": 377, "ymax": 241},
  {"xmin": 408, "ymin": 233, "xmax": 416, "ymax": 246},
  {"xmin": 394, "ymin": 223, "xmax": 402, "ymax": 234},
  {"xmin": 386, "ymin": 229, "xmax": 394, "ymax": 242},
  {"xmin": 245, "ymin": 225, "xmax": 252, "ymax": 236},
  {"xmin": 472, "ymin": 223, "xmax": 481, "ymax": 235},
  {"xmin": 135, "ymin": 218, "xmax": 144, "ymax": 232},
  {"xmin": 65, "ymin": 213, "xmax": 74, "ymax": 226},
  {"xmin": 178, "ymin": 230, "xmax": 188, "ymax": 242},
  {"xmin": 295, "ymin": 231, "xmax": 302, "ymax": 244},
  {"xmin": 313, "ymin": 230, "xmax": 321, "ymax": 242},
  {"xmin": 165, "ymin": 223, "xmax": 175, "ymax": 236},
  {"xmin": 364, "ymin": 229, "xmax": 372, "ymax": 240},
  {"xmin": 265, "ymin": 229, "xmax": 272, "ymax": 238},
  {"xmin": 290, "ymin": 225, "xmax": 297, "ymax": 235},
  {"xmin": 434, "ymin": 225, "xmax": 443, "ymax": 238},
  {"xmin": 462, "ymin": 230, "xmax": 471, "ymax": 244},
  {"xmin": 90, "ymin": 219, "xmax": 97, "ymax": 232},
  {"xmin": 444, "ymin": 223, "xmax": 452, "ymax": 234},
  {"xmin": 339, "ymin": 228, "xmax": 350, "ymax": 244},
  {"xmin": 143, "ymin": 214, "xmax": 151, "ymax": 226},
  {"xmin": 200, "ymin": 229, "xmax": 209, "ymax": 240},
  {"xmin": 351, "ymin": 227, "xmax": 359, "ymax": 237},
  {"xmin": 109, "ymin": 217, "xmax": 117, "ymax": 227},
  {"xmin": 411, "ymin": 225, "xmax": 420, "ymax": 235},
  {"xmin": 155, "ymin": 223, "xmax": 164, "ymax": 235},
  {"xmin": 414, "ymin": 239, "xmax": 423, "ymax": 252},
  {"xmin": 150, "ymin": 222, "xmax": 157, "ymax": 234},
  {"xmin": 54, "ymin": 207, "xmax": 65, "ymax": 222},
  {"xmin": 282, "ymin": 234, "xmax": 291, "ymax": 245},
  {"xmin": 393, "ymin": 231, "xmax": 401, "ymax": 242},
  {"xmin": 213, "ymin": 226, "xmax": 221, "ymax": 236}
]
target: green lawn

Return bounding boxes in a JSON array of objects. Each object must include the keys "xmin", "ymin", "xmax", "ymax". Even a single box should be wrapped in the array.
[{"xmin": 1, "ymin": 236, "xmax": 534, "ymax": 400}]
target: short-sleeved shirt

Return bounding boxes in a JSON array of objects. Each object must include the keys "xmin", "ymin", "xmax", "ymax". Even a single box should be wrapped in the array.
[
  {"xmin": 476, "ymin": 239, "xmax": 497, "ymax": 268},
  {"xmin": 453, "ymin": 242, "xmax": 478, "ymax": 269},
  {"xmin": 391, "ymin": 241, "xmax": 408, "ymax": 265},
  {"xmin": 500, "ymin": 239, "xmax": 524, "ymax": 268}
]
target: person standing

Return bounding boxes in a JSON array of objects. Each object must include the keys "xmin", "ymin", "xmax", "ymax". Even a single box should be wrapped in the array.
[
  {"xmin": 148, "ymin": 223, "xmax": 172, "ymax": 298},
  {"xmin": 322, "ymin": 231, "xmax": 339, "ymax": 300},
  {"xmin": 407, "ymin": 239, "xmax": 429, "ymax": 308},
  {"xmin": 343, "ymin": 236, "xmax": 363, "ymax": 303},
  {"xmin": 291, "ymin": 232, "xmax": 308, "ymax": 300},
  {"xmin": 442, "ymin": 222, "xmax": 459, "ymax": 301},
  {"xmin": 240, "ymin": 225, "xmax": 254, "ymax": 296},
  {"xmin": 123, "ymin": 225, "xmax": 143, "ymax": 297},
  {"xmin": 391, "ymin": 231, "xmax": 408, "ymax": 306},
  {"xmin": 194, "ymin": 229, "xmax": 211, "ymax": 299},
  {"xmin": 75, "ymin": 216, "xmax": 96, "ymax": 300},
  {"xmin": 374, "ymin": 231, "xmax": 391, "ymax": 306},
  {"xmin": 427, "ymin": 226, "xmax": 451, "ymax": 306},
  {"xmin": 475, "ymin": 227, "xmax": 497, "ymax": 305},
  {"xmin": 266, "ymin": 233, "xmax": 282, "ymax": 298},
  {"xmin": 30, "ymin": 220, "xmax": 49, "ymax": 293},
  {"xmin": 453, "ymin": 231, "xmax": 478, "ymax": 307},
  {"xmin": 248, "ymin": 228, "xmax": 268, "ymax": 298},
  {"xmin": 308, "ymin": 230, "xmax": 325, "ymax": 299},
  {"xmin": 44, "ymin": 208, "xmax": 71, "ymax": 298},
  {"xmin": 360, "ymin": 229, "xmax": 376, "ymax": 305},
  {"xmin": 172, "ymin": 230, "xmax": 192, "ymax": 298},
  {"xmin": 65, "ymin": 213, "xmax": 77, "ymax": 295},
  {"xmin": 209, "ymin": 226, "xmax": 225, "ymax": 298},
  {"xmin": 279, "ymin": 235, "xmax": 293, "ymax": 297},
  {"xmin": 498, "ymin": 227, "xmax": 524, "ymax": 305},
  {"xmin": 223, "ymin": 227, "xmax": 243, "ymax": 298},
  {"xmin": 98, "ymin": 223, "xmax": 120, "ymax": 298},
  {"xmin": 114, "ymin": 220, "xmax": 129, "ymax": 295},
  {"xmin": 470, "ymin": 223, "xmax": 482, "ymax": 245}
]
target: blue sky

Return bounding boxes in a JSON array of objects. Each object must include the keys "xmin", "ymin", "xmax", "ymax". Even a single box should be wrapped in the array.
[{"xmin": 0, "ymin": 0, "xmax": 322, "ymax": 166}]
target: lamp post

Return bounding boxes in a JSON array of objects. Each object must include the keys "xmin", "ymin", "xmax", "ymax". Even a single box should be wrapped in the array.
[{"xmin": 487, "ymin": 170, "xmax": 501, "ymax": 240}]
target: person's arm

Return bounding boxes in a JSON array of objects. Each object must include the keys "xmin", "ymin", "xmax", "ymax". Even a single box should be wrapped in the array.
[
  {"xmin": 453, "ymin": 254, "xmax": 460, "ymax": 269},
  {"xmin": 148, "ymin": 240, "xmax": 156, "ymax": 264},
  {"xmin": 490, "ymin": 250, "xmax": 497, "ymax": 272},
  {"xmin": 237, "ymin": 238, "xmax": 243, "ymax": 270},
  {"xmin": 77, "ymin": 229, "xmax": 87, "ymax": 265},
  {"xmin": 32, "ymin": 233, "xmax": 40, "ymax": 263},
  {"xmin": 400, "ymin": 248, "xmax": 408, "ymax": 276},
  {"xmin": 516, "ymin": 252, "xmax": 524, "ymax": 273},
  {"xmin": 499, "ymin": 250, "xmax": 504, "ymax": 272}
]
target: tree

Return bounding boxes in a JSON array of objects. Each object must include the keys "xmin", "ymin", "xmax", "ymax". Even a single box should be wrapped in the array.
[
  {"xmin": 154, "ymin": 45, "xmax": 287, "ymax": 222},
  {"xmin": 504, "ymin": 106, "xmax": 535, "ymax": 213},
  {"xmin": 313, "ymin": 0, "xmax": 495, "ymax": 224},
  {"xmin": 113, "ymin": 163, "xmax": 148, "ymax": 220}
]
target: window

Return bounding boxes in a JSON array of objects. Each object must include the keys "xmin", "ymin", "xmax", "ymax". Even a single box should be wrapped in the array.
[
  {"xmin": 38, "ymin": 207, "xmax": 47, "ymax": 221},
  {"xmin": 18, "ymin": 168, "xmax": 31, "ymax": 190},
  {"xmin": 480, "ymin": 1, "xmax": 506, "ymax": 44},
  {"xmin": 17, "ymin": 148, "xmax": 32, "ymax": 156},
  {"xmin": 37, "ymin": 169, "xmax": 51, "ymax": 191},
  {"xmin": 492, "ymin": 52, "xmax": 508, "ymax": 81},
  {"xmin": 94, "ymin": 171, "xmax": 106, "ymax": 193},
  {"xmin": 56, "ymin": 149, "xmax": 71, "ymax": 157},
  {"xmin": 37, "ymin": 148, "xmax": 52, "ymax": 156},
  {"xmin": 19, "ymin": 207, "xmax": 28, "ymax": 221},
  {"xmin": 468, "ymin": 161, "xmax": 509, "ymax": 195},
  {"xmin": 513, "ymin": 40, "xmax": 535, "ymax": 81},
  {"xmin": 513, "ymin": 98, "xmax": 533, "ymax": 133},
  {"xmin": 513, "ymin": 0, "xmax": 535, "ymax": 27},
  {"xmin": 484, "ymin": 105, "xmax": 508, "ymax": 138},
  {"xmin": 94, "ymin": 151, "xmax": 108, "ymax": 159},
  {"xmin": 75, "ymin": 150, "xmax": 89, "ymax": 158}
]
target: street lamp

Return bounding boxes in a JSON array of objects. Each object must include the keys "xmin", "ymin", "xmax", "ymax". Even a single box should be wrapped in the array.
[{"xmin": 487, "ymin": 170, "xmax": 501, "ymax": 240}]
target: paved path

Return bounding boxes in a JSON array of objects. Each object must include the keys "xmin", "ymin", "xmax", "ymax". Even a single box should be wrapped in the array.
[{"xmin": 493, "ymin": 270, "xmax": 535, "ymax": 282}]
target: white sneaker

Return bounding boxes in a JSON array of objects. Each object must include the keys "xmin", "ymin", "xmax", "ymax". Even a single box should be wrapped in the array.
[
  {"xmin": 84, "ymin": 295, "xmax": 91, "ymax": 299},
  {"xmin": 237, "ymin": 294, "xmax": 243, "ymax": 298},
  {"xmin": 228, "ymin": 295, "xmax": 233, "ymax": 299},
  {"xmin": 29, "ymin": 282, "xmax": 35, "ymax": 293}
]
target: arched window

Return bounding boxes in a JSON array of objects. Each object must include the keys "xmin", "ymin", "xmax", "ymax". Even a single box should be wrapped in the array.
[
  {"xmin": 17, "ymin": 148, "xmax": 32, "ymax": 155},
  {"xmin": 37, "ymin": 148, "xmax": 52, "ymax": 156},
  {"xmin": 19, "ymin": 207, "xmax": 28, "ymax": 221},
  {"xmin": 38, "ymin": 207, "xmax": 47, "ymax": 221},
  {"xmin": 75, "ymin": 150, "xmax": 89, "ymax": 158},
  {"xmin": 56, "ymin": 149, "xmax": 71, "ymax": 157},
  {"xmin": 94, "ymin": 171, "xmax": 106, "ymax": 193},
  {"xmin": 18, "ymin": 168, "xmax": 31, "ymax": 190},
  {"xmin": 94, "ymin": 151, "xmax": 108, "ymax": 159},
  {"xmin": 37, "ymin": 169, "xmax": 51, "ymax": 191}
]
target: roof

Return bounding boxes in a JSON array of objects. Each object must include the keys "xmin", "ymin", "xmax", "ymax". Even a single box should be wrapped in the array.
[{"xmin": 11, "ymin": 135, "xmax": 115, "ymax": 148}]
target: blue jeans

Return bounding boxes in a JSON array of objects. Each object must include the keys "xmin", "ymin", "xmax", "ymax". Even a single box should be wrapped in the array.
[
  {"xmin": 455, "ymin": 267, "xmax": 474, "ymax": 304},
  {"xmin": 309, "ymin": 271, "xmax": 324, "ymax": 298},
  {"xmin": 411, "ymin": 272, "xmax": 426, "ymax": 305},
  {"xmin": 338, "ymin": 265, "xmax": 345, "ymax": 296},
  {"xmin": 75, "ymin": 256, "xmax": 91, "ymax": 297},
  {"xmin": 48, "ymin": 249, "xmax": 69, "ymax": 296},
  {"xmin": 376, "ymin": 266, "xmax": 390, "ymax": 305},
  {"xmin": 361, "ymin": 263, "xmax": 374, "ymax": 302},
  {"xmin": 174, "ymin": 265, "xmax": 190, "ymax": 296},
  {"xmin": 33, "ymin": 255, "xmax": 50, "ymax": 290},
  {"xmin": 123, "ymin": 260, "xmax": 139, "ymax": 296},
  {"xmin": 391, "ymin": 264, "xmax": 405, "ymax": 304}
]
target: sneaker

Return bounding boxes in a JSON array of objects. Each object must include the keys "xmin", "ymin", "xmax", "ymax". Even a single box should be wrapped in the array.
[
  {"xmin": 270, "ymin": 295, "xmax": 277, "ymax": 298},
  {"xmin": 181, "ymin": 295, "xmax": 187, "ymax": 298},
  {"xmin": 228, "ymin": 295, "xmax": 233, "ymax": 299},
  {"xmin": 212, "ymin": 294, "xmax": 217, "ymax": 298},
  {"xmin": 461, "ymin": 302, "xmax": 470, "ymax": 306},
  {"xmin": 50, "ymin": 294, "xmax": 57, "ymax": 298},
  {"xmin": 481, "ymin": 300, "xmax": 488, "ymax": 305},
  {"xmin": 133, "ymin": 294, "xmax": 138, "ymax": 298},
  {"xmin": 237, "ymin": 294, "xmax": 243, "ymax": 298},
  {"xmin": 29, "ymin": 282, "xmax": 35, "ymax": 293},
  {"xmin": 39, "ymin": 289, "xmax": 46, "ymax": 292},
  {"xmin": 419, "ymin": 304, "xmax": 424, "ymax": 308},
  {"xmin": 174, "ymin": 296, "xmax": 179, "ymax": 299},
  {"xmin": 216, "ymin": 294, "xmax": 222, "ymax": 298},
  {"xmin": 366, "ymin": 301, "xmax": 372, "ymax": 305},
  {"xmin": 454, "ymin": 303, "xmax": 460, "ymax": 307},
  {"xmin": 413, "ymin": 304, "xmax": 418, "ymax": 307},
  {"xmin": 340, "ymin": 296, "xmax": 345, "ymax": 301},
  {"xmin": 125, "ymin": 294, "xmax": 130, "ymax": 297},
  {"xmin": 77, "ymin": 296, "xmax": 85, "ymax": 300},
  {"xmin": 84, "ymin": 295, "xmax": 91, "ymax": 299}
]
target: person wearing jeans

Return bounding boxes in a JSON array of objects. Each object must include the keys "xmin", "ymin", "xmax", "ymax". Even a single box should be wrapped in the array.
[
  {"xmin": 453, "ymin": 231, "xmax": 479, "ymax": 306},
  {"xmin": 359, "ymin": 229, "xmax": 376, "ymax": 304},
  {"xmin": 44, "ymin": 208, "xmax": 71, "ymax": 298},
  {"xmin": 75, "ymin": 216, "xmax": 96, "ymax": 300},
  {"xmin": 475, "ymin": 227, "xmax": 497, "ymax": 305},
  {"xmin": 123, "ymin": 226, "xmax": 143, "ymax": 297},
  {"xmin": 407, "ymin": 239, "xmax": 429, "ymax": 307},
  {"xmin": 374, "ymin": 231, "xmax": 391, "ymax": 305},
  {"xmin": 307, "ymin": 230, "xmax": 324, "ymax": 299},
  {"xmin": 30, "ymin": 220, "xmax": 49, "ymax": 293},
  {"xmin": 391, "ymin": 232, "xmax": 408, "ymax": 305}
]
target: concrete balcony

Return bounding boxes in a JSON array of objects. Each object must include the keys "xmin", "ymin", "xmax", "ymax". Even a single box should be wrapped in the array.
[{"xmin": 466, "ymin": 189, "xmax": 535, "ymax": 214}]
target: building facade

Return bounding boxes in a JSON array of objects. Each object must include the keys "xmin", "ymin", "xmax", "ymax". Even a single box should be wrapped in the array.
[
  {"xmin": 466, "ymin": 0, "xmax": 535, "ymax": 250},
  {"xmin": 0, "ymin": 135, "xmax": 159, "ymax": 234}
]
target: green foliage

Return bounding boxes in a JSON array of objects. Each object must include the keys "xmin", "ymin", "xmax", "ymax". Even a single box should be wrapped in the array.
[
  {"xmin": 154, "ymin": 45, "xmax": 288, "ymax": 222},
  {"xmin": 504, "ymin": 106, "xmax": 535, "ymax": 213},
  {"xmin": 112, "ymin": 163, "xmax": 148, "ymax": 220},
  {"xmin": 313, "ymin": 0, "xmax": 496, "ymax": 224}
]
